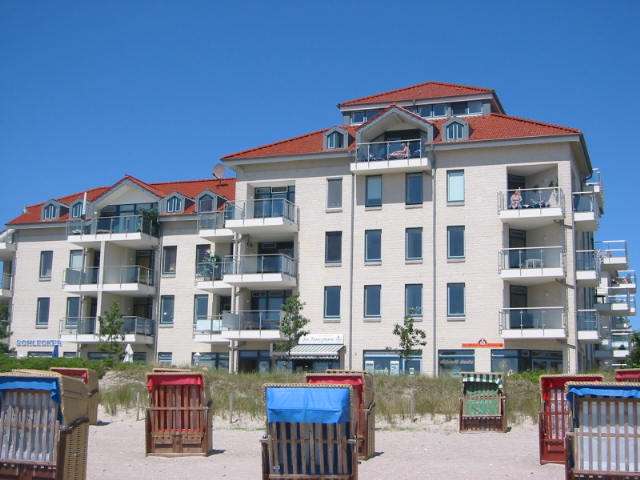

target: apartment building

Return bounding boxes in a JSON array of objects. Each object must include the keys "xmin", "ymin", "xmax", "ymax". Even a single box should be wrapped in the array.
[{"xmin": 0, "ymin": 80, "xmax": 634, "ymax": 375}]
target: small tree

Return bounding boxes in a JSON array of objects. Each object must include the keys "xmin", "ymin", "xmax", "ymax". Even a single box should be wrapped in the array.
[
  {"xmin": 98, "ymin": 303, "xmax": 125, "ymax": 361},
  {"xmin": 276, "ymin": 294, "xmax": 310, "ymax": 354},
  {"xmin": 0, "ymin": 303, "xmax": 11, "ymax": 354},
  {"xmin": 393, "ymin": 314, "xmax": 427, "ymax": 371},
  {"xmin": 626, "ymin": 332, "xmax": 640, "ymax": 368}
]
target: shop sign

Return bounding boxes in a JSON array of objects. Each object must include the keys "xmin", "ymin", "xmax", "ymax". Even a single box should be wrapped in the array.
[
  {"xmin": 299, "ymin": 334, "xmax": 344, "ymax": 345},
  {"xmin": 461, "ymin": 338, "xmax": 504, "ymax": 348},
  {"xmin": 16, "ymin": 339, "xmax": 62, "ymax": 347}
]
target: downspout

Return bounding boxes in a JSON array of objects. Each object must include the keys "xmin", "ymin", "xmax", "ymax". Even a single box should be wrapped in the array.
[
  {"xmin": 348, "ymin": 172, "xmax": 356, "ymax": 369},
  {"xmin": 430, "ymin": 144, "xmax": 437, "ymax": 376}
]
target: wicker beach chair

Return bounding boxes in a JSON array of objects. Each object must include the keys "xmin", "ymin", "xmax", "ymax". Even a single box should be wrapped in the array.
[
  {"xmin": 306, "ymin": 370, "xmax": 375, "ymax": 459},
  {"xmin": 50, "ymin": 368, "xmax": 99, "ymax": 425},
  {"xmin": 538, "ymin": 374, "xmax": 603, "ymax": 464},
  {"xmin": 459, "ymin": 372, "xmax": 507, "ymax": 432},
  {"xmin": 145, "ymin": 371, "xmax": 212, "ymax": 456},
  {"xmin": 0, "ymin": 370, "xmax": 90, "ymax": 480},
  {"xmin": 261, "ymin": 383, "xmax": 358, "ymax": 480},
  {"xmin": 565, "ymin": 381, "xmax": 640, "ymax": 479},
  {"xmin": 615, "ymin": 368, "xmax": 640, "ymax": 382}
]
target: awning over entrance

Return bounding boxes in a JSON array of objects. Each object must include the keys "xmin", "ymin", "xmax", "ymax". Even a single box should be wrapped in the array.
[{"xmin": 288, "ymin": 344, "xmax": 344, "ymax": 360}]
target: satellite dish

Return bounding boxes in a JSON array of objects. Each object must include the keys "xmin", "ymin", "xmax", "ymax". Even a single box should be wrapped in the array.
[{"xmin": 212, "ymin": 164, "xmax": 225, "ymax": 179}]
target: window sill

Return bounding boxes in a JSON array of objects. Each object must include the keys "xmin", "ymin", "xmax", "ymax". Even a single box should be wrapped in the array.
[
  {"xmin": 363, "ymin": 317, "xmax": 381, "ymax": 323},
  {"xmin": 405, "ymin": 259, "xmax": 423, "ymax": 265},
  {"xmin": 447, "ymin": 316, "xmax": 466, "ymax": 322},
  {"xmin": 35, "ymin": 324, "xmax": 49, "ymax": 329},
  {"xmin": 364, "ymin": 260, "xmax": 381, "ymax": 266},
  {"xmin": 365, "ymin": 206, "xmax": 382, "ymax": 211},
  {"xmin": 158, "ymin": 324, "xmax": 174, "ymax": 328},
  {"xmin": 39, "ymin": 278, "xmax": 51, "ymax": 282},
  {"xmin": 323, "ymin": 318, "xmax": 341, "ymax": 323},
  {"xmin": 405, "ymin": 203, "xmax": 423, "ymax": 209},
  {"xmin": 161, "ymin": 273, "xmax": 177, "ymax": 278},
  {"xmin": 325, "ymin": 262, "xmax": 342, "ymax": 268},
  {"xmin": 447, "ymin": 201, "xmax": 465, "ymax": 207},
  {"xmin": 326, "ymin": 207, "xmax": 343, "ymax": 214},
  {"xmin": 447, "ymin": 258, "xmax": 465, "ymax": 263},
  {"xmin": 407, "ymin": 316, "xmax": 423, "ymax": 322}
]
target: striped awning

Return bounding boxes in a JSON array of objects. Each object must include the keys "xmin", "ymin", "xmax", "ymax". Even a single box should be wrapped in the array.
[
  {"xmin": 288, "ymin": 344, "xmax": 344, "ymax": 359},
  {"xmin": 461, "ymin": 372, "xmax": 504, "ymax": 389}
]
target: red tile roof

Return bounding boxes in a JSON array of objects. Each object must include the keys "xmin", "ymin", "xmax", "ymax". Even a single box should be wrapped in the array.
[
  {"xmin": 222, "ymin": 111, "xmax": 580, "ymax": 160},
  {"xmin": 338, "ymin": 81, "xmax": 495, "ymax": 107},
  {"xmin": 7, "ymin": 175, "xmax": 236, "ymax": 225}
]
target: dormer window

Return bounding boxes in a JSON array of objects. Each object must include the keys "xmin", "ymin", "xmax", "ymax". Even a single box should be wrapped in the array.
[
  {"xmin": 198, "ymin": 194, "xmax": 214, "ymax": 213},
  {"xmin": 349, "ymin": 109, "xmax": 380, "ymax": 124},
  {"xmin": 42, "ymin": 204, "xmax": 57, "ymax": 220},
  {"xmin": 166, "ymin": 196, "xmax": 183, "ymax": 213},
  {"xmin": 327, "ymin": 131, "xmax": 344, "ymax": 149},
  {"xmin": 71, "ymin": 202, "xmax": 83, "ymax": 218},
  {"xmin": 445, "ymin": 122, "xmax": 465, "ymax": 141}
]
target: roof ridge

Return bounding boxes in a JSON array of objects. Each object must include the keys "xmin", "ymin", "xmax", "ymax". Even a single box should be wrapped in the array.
[
  {"xmin": 222, "ymin": 127, "xmax": 332, "ymax": 159},
  {"xmin": 149, "ymin": 177, "xmax": 236, "ymax": 186},
  {"xmin": 339, "ymin": 80, "xmax": 493, "ymax": 106},
  {"xmin": 489, "ymin": 113, "xmax": 580, "ymax": 133}
]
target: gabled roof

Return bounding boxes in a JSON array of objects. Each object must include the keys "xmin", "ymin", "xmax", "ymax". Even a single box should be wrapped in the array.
[
  {"xmin": 7, "ymin": 175, "xmax": 236, "ymax": 225},
  {"xmin": 338, "ymin": 81, "xmax": 495, "ymax": 107},
  {"xmin": 221, "ymin": 110, "xmax": 581, "ymax": 161}
]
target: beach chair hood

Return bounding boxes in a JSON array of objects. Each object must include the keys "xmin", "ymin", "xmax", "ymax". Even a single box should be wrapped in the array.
[
  {"xmin": 462, "ymin": 372, "xmax": 504, "ymax": 391},
  {"xmin": 266, "ymin": 385, "xmax": 351, "ymax": 424},
  {"xmin": 146, "ymin": 372, "xmax": 205, "ymax": 392},
  {"xmin": 567, "ymin": 382, "xmax": 640, "ymax": 406}
]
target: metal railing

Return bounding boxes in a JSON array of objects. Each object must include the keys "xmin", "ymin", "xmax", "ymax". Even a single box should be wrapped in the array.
[
  {"xmin": 67, "ymin": 214, "xmax": 159, "ymax": 238},
  {"xmin": 611, "ymin": 316, "xmax": 631, "ymax": 331},
  {"xmin": 586, "ymin": 168, "xmax": 602, "ymax": 190},
  {"xmin": 611, "ymin": 270, "xmax": 636, "ymax": 287},
  {"xmin": 224, "ymin": 198, "xmax": 297, "ymax": 224},
  {"xmin": 603, "ymin": 292, "xmax": 636, "ymax": 309},
  {"xmin": 63, "ymin": 267, "xmax": 99, "ymax": 286},
  {"xmin": 573, "ymin": 191, "xmax": 599, "ymax": 214},
  {"xmin": 0, "ymin": 230, "xmax": 15, "ymax": 246},
  {"xmin": 596, "ymin": 240, "xmax": 628, "ymax": 259},
  {"xmin": 193, "ymin": 315, "xmax": 225, "ymax": 334},
  {"xmin": 355, "ymin": 139, "xmax": 423, "ymax": 163},
  {"xmin": 0, "ymin": 273, "xmax": 12, "ymax": 291},
  {"xmin": 103, "ymin": 265, "xmax": 154, "ymax": 286},
  {"xmin": 223, "ymin": 254, "xmax": 297, "ymax": 277},
  {"xmin": 499, "ymin": 246, "xmax": 564, "ymax": 271},
  {"xmin": 576, "ymin": 250, "xmax": 600, "ymax": 271},
  {"xmin": 500, "ymin": 307, "xmax": 566, "ymax": 331},
  {"xmin": 577, "ymin": 309, "xmax": 599, "ymax": 331},
  {"xmin": 197, "ymin": 211, "xmax": 226, "ymax": 231},
  {"xmin": 195, "ymin": 261, "xmax": 225, "ymax": 282},
  {"xmin": 193, "ymin": 310, "xmax": 283, "ymax": 335},
  {"xmin": 498, "ymin": 187, "xmax": 564, "ymax": 212},
  {"xmin": 60, "ymin": 316, "xmax": 155, "ymax": 336}
]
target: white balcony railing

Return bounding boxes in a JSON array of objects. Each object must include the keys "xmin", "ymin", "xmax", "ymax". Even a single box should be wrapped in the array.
[
  {"xmin": 499, "ymin": 246, "xmax": 564, "ymax": 271},
  {"xmin": 499, "ymin": 307, "xmax": 566, "ymax": 332},
  {"xmin": 498, "ymin": 187, "xmax": 564, "ymax": 212},
  {"xmin": 355, "ymin": 139, "xmax": 423, "ymax": 164}
]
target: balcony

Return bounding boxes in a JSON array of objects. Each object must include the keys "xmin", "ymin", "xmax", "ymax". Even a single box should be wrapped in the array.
[
  {"xmin": 67, "ymin": 215, "xmax": 159, "ymax": 248},
  {"xmin": 351, "ymin": 139, "xmax": 430, "ymax": 174},
  {"xmin": 577, "ymin": 309, "xmax": 600, "ymax": 342},
  {"xmin": 197, "ymin": 212, "xmax": 233, "ymax": 240},
  {"xmin": 498, "ymin": 187, "xmax": 564, "ymax": 229},
  {"xmin": 63, "ymin": 268, "xmax": 100, "ymax": 295},
  {"xmin": 0, "ymin": 230, "xmax": 16, "ymax": 261},
  {"xmin": 0, "ymin": 273, "xmax": 12, "ymax": 299},
  {"xmin": 498, "ymin": 246, "xmax": 565, "ymax": 284},
  {"xmin": 223, "ymin": 254, "xmax": 297, "ymax": 289},
  {"xmin": 586, "ymin": 168, "xmax": 604, "ymax": 195},
  {"xmin": 575, "ymin": 250, "xmax": 600, "ymax": 287},
  {"xmin": 499, "ymin": 307, "xmax": 567, "ymax": 339},
  {"xmin": 597, "ymin": 240, "xmax": 629, "ymax": 271},
  {"xmin": 102, "ymin": 266, "xmax": 155, "ymax": 296},
  {"xmin": 195, "ymin": 262, "xmax": 231, "ymax": 293},
  {"xmin": 193, "ymin": 310, "xmax": 282, "ymax": 342},
  {"xmin": 596, "ymin": 292, "xmax": 636, "ymax": 316},
  {"xmin": 610, "ymin": 333, "xmax": 631, "ymax": 359},
  {"xmin": 224, "ymin": 199, "xmax": 298, "ymax": 237},
  {"xmin": 609, "ymin": 270, "xmax": 636, "ymax": 293},
  {"xmin": 59, "ymin": 316, "xmax": 155, "ymax": 345},
  {"xmin": 573, "ymin": 192, "xmax": 600, "ymax": 231}
]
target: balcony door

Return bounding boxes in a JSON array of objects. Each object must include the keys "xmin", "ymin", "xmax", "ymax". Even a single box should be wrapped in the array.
[
  {"xmin": 509, "ymin": 285, "xmax": 529, "ymax": 328},
  {"xmin": 508, "ymin": 229, "xmax": 526, "ymax": 268},
  {"xmin": 257, "ymin": 241, "xmax": 294, "ymax": 273},
  {"xmin": 66, "ymin": 297, "xmax": 80, "ymax": 327},
  {"xmin": 253, "ymin": 186, "xmax": 295, "ymax": 218}
]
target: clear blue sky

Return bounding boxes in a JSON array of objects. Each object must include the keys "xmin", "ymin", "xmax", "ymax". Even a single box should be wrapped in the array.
[{"xmin": 1, "ymin": 1, "xmax": 638, "ymax": 323}]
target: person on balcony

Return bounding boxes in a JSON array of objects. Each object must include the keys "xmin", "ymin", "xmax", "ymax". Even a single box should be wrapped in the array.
[
  {"xmin": 510, "ymin": 188, "xmax": 523, "ymax": 209},
  {"xmin": 389, "ymin": 142, "xmax": 409, "ymax": 159}
]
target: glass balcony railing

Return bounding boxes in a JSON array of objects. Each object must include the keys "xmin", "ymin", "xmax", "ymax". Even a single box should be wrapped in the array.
[
  {"xmin": 195, "ymin": 262, "xmax": 224, "ymax": 282},
  {"xmin": 500, "ymin": 307, "xmax": 566, "ymax": 331},
  {"xmin": 499, "ymin": 246, "xmax": 564, "ymax": 270},
  {"xmin": 576, "ymin": 250, "xmax": 599, "ymax": 271},
  {"xmin": 498, "ymin": 187, "xmax": 564, "ymax": 212},
  {"xmin": 60, "ymin": 316, "xmax": 155, "ymax": 336},
  {"xmin": 197, "ymin": 212, "xmax": 226, "ymax": 231},
  {"xmin": 355, "ymin": 139, "xmax": 423, "ymax": 164},
  {"xmin": 193, "ymin": 315, "xmax": 225, "ymax": 334},
  {"xmin": 611, "ymin": 270, "xmax": 636, "ymax": 287},
  {"xmin": 224, "ymin": 199, "xmax": 297, "ymax": 223},
  {"xmin": 63, "ymin": 267, "xmax": 99, "ymax": 286},
  {"xmin": 573, "ymin": 192, "xmax": 599, "ymax": 214},
  {"xmin": 611, "ymin": 316, "xmax": 631, "ymax": 331},
  {"xmin": 67, "ymin": 214, "xmax": 159, "ymax": 238},
  {"xmin": 223, "ymin": 254, "xmax": 296, "ymax": 277},
  {"xmin": 604, "ymin": 292, "xmax": 636, "ymax": 309},
  {"xmin": 0, "ymin": 230, "xmax": 15, "ymax": 246},
  {"xmin": 577, "ymin": 309, "xmax": 599, "ymax": 331},
  {"xmin": 193, "ymin": 311, "xmax": 282, "ymax": 334},
  {"xmin": 596, "ymin": 240, "xmax": 628, "ymax": 259},
  {"xmin": 0, "ymin": 273, "xmax": 12, "ymax": 291},
  {"xmin": 586, "ymin": 168, "xmax": 603, "ymax": 190},
  {"xmin": 103, "ymin": 266, "xmax": 154, "ymax": 286}
]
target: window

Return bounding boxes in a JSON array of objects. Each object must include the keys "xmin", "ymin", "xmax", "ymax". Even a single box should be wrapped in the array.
[
  {"xmin": 327, "ymin": 178, "xmax": 342, "ymax": 209},
  {"xmin": 364, "ymin": 285, "xmax": 381, "ymax": 318},
  {"xmin": 192, "ymin": 352, "xmax": 229, "ymax": 370},
  {"xmin": 166, "ymin": 196, "xmax": 182, "ymax": 213},
  {"xmin": 194, "ymin": 294, "xmax": 208, "ymax": 322},
  {"xmin": 405, "ymin": 284, "xmax": 422, "ymax": 317},
  {"xmin": 491, "ymin": 349, "xmax": 563, "ymax": 373},
  {"xmin": 447, "ymin": 226, "xmax": 465, "ymax": 259},
  {"xmin": 160, "ymin": 295, "xmax": 175, "ymax": 325},
  {"xmin": 447, "ymin": 283, "xmax": 465, "ymax": 317},
  {"xmin": 364, "ymin": 350, "xmax": 422, "ymax": 375},
  {"xmin": 365, "ymin": 229, "xmax": 381, "ymax": 262},
  {"xmin": 71, "ymin": 202, "xmax": 83, "ymax": 218},
  {"xmin": 66, "ymin": 297, "xmax": 80, "ymax": 320},
  {"xmin": 405, "ymin": 228, "xmax": 422, "ymax": 260},
  {"xmin": 350, "ymin": 110, "xmax": 379, "ymax": 124},
  {"xmin": 414, "ymin": 104, "xmax": 433, "ymax": 117},
  {"xmin": 451, "ymin": 102, "xmax": 468, "ymax": 115},
  {"xmin": 405, "ymin": 173, "xmax": 423, "ymax": 205},
  {"xmin": 432, "ymin": 103, "xmax": 447, "ymax": 117},
  {"xmin": 446, "ymin": 122, "xmax": 464, "ymax": 141},
  {"xmin": 447, "ymin": 170, "xmax": 464, "ymax": 202},
  {"xmin": 36, "ymin": 298, "xmax": 50, "ymax": 326},
  {"xmin": 158, "ymin": 352, "xmax": 173, "ymax": 366},
  {"xmin": 39, "ymin": 251, "xmax": 53, "ymax": 281},
  {"xmin": 468, "ymin": 100, "xmax": 483, "ymax": 114},
  {"xmin": 325, "ymin": 232, "xmax": 342, "ymax": 264},
  {"xmin": 327, "ymin": 131, "xmax": 344, "ymax": 149},
  {"xmin": 198, "ymin": 194, "xmax": 214, "ymax": 212},
  {"xmin": 438, "ymin": 350, "xmax": 475, "ymax": 377},
  {"xmin": 42, "ymin": 204, "xmax": 56, "ymax": 220},
  {"xmin": 324, "ymin": 286, "xmax": 341, "ymax": 319},
  {"xmin": 365, "ymin": 175, "xmax": 382, "ymax": 207},
  {"xmin": 162, "ymin": 246, "xmax": 177, "ymax": 276}
]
